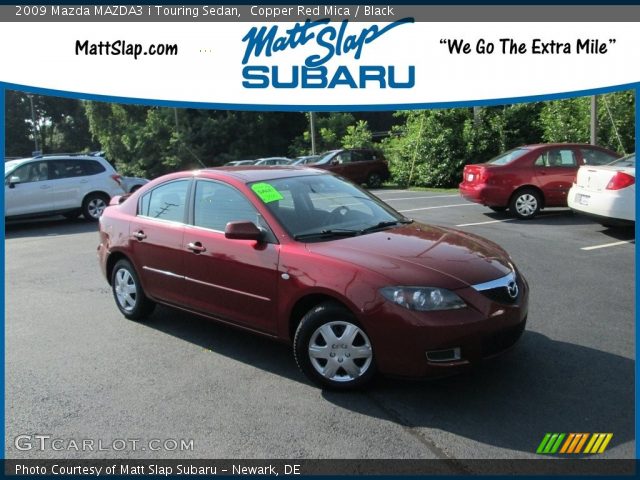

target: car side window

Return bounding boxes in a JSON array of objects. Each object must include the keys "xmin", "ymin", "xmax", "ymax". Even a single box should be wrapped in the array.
[
  {"xmin": 139, "ymin": 180, "xmax": 189, "ymax": 223},
  {"xmin": 534, "ymin": 149, "xmax": 577, "ymax": 167},
  {"xmin": 351, "ymin": 151, "xmax": 365, "ymax": 162},
  {"xmin": 9, "ymin": 161, "xmax": 49, "ymax": 183},
  {"xmin": 193, "ymin": 180, "xmax": 259, "ymax": 231},
  {"xmin": 580, "ymin": 148, "xmax": 619, "ymax": 166},
  {"xmin": 336, "ymin": 152, "xmax": 352, "ymax": 164}
]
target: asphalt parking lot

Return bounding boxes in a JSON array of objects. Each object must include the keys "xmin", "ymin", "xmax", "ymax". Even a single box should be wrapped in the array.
[{"xmin": 4, "ymin": 189, "xmax": 635, "ymax": 467}]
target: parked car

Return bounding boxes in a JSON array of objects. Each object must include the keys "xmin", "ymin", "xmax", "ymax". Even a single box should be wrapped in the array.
[
  {"xmin": 5, "ymin": 153, "xmax": 125, "ymax": 221},
  {"xmin": 459, "ymin": 144, "xmax": 621, "ymax": 219},
  {"xmin": 292, "ymin": 155, "xmax": 321, "ymax": 165},
  {"xmin": 312, "ymin": 149, "xmax": 390, "ymax": 187},
  {"xmin": 253, "ymin": 157, "xmax": 292, "ymax": 166},
  {"xmin": 98, "ymin": 167, "xmax": 528, "ymax": 390},
  {"xmin": 568, "ymin": 153, "xmax": 635, "ymax": 227},
  {"xmin": 224, "ymin": 160, "xmax": 256, "ymax": 166},
  {"xmin": 121, "ymin": 176, "xmax": 149, "ymax": 193}
]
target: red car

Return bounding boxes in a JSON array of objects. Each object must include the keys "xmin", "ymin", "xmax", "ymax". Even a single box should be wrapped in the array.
[
  {"xmin": 459, "ymin": 144, "xmax": 621, "ymax": 219},
  {"xmin": 312, "ymin": 149, "xmax": 390, "ymax": 187},
  {"xmin": 98, "ymin": 167, "xmax": 528, "ymax": 389}
]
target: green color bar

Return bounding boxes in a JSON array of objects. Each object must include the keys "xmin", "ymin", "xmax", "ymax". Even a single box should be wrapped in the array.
[
  {"xmin": 537, "ymin": 433, "xmax": 552, "ymax": 453},
  {"xmin": 550, "ymin": 433, "xmax": 566, "ymax": 453},
  {"xmin": 543, "ymin": 434, "xmax": 559, "ymax": 453}
]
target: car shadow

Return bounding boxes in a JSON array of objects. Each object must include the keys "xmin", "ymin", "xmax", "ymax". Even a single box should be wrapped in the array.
[
  {"xmin": 4, "ymin": 216, "xmax": 98, "ymax": 239},
  {"xmin": 323, "ymin": 330, "xmax": 634, "ymax": 457},
  {"xmin": 140, "ymin": 307, "xmax": 634, "ymax": 457},
  {"xmin": 482, "ymin": 209, "xmax": 598, "ymax": 226},
  {"xmin": 143, "ymin": 305, "xmax": 304, "ymax": 383}
]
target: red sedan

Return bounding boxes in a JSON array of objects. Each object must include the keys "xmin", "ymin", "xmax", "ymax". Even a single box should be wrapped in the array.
[
  {"xmin": 459, "ymin": 144, "xmax": 621, "ymax": 219},
  {"xmin": 98, "ymin": 167, "xmax": 528, "ymax": 389}
]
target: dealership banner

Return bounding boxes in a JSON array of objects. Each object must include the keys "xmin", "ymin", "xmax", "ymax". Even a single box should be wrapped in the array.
[{"xmin": 0, "ymin": 5, "xmax": 639, "ymax": 107}]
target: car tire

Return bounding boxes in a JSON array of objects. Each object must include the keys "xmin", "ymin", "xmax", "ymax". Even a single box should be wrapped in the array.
[
  {"xmin": 509, "ymin": 189, "xmax": 541, "ymax": 219},
  {"xmin": 111, "ymin": 259, "xmax": 155, "ymax": 320},
  {"xmin": 294, "ymin": 302, "xmax": 376, "ymax": 390},
  {"xmin": 82, "ymin": 192, "xmax": 110, "ymax": 221},
  {"xmin": 367, "ymin": 173, "xmax": 383, "ymax": 188},
  {"xmin": 489, "ymin": 206, "xmax": 507, "ymax": 212}
]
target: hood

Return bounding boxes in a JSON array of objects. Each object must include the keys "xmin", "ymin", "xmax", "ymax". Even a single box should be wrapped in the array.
[{"xmin": 306, "ymin": 222, "xmax": 513, "ymax": 290}]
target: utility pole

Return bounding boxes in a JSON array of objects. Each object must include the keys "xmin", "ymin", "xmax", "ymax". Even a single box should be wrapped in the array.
[
  {"xmin": 309, "ymin": 112, "xmax": 317, "ymax": 155},
  {"xmin": 590, "ymin": 95, "xmax": 598, "ymax": 145},
  {"xmin": 27, "ymin": 94, "xmax": 40, "ymax": 155}
]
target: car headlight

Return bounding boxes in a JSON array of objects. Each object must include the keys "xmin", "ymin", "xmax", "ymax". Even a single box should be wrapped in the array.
[{"xmin": 380, "ymin": 286, "xmax": 466, "ymax": 311}]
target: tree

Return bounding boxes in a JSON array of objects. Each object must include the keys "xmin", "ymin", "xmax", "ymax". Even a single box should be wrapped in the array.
[
  {"xmin": 5, "ymin": 91, "xmax": 34, "ymax": 157},
  {"xmin": 539, "ymin": 91, "xmax": 635, "ymax": 154},
  {"xmin": 341, "ymin": 120, "xmax": 373, "ymax": 149}
]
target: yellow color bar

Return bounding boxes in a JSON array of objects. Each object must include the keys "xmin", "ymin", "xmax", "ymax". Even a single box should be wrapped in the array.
[
  {"xmin": 591, "ymin": 434, "xmax": 607, "ymax": 453},
  {"xmin": 597, "ymin": 434, "xmax": 613, "ymax": 453},
  {"xmin": 583, "ymin": 434, "xmax": 598, "ymax": 454}
]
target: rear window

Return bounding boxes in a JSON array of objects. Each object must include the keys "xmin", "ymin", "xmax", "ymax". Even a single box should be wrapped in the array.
[
  {"xmin": 609, "ymin": 154, "xmax": 635, "ymax": 168},
  {"xmin": 580, "ymin": 148, "xmax": 619, "ymax": 166},
  {"xmin": 488, "ymin": 148, "xmax": 529, "ymax": 165}
]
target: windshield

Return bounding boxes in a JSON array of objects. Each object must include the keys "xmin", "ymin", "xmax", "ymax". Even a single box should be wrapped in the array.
[
  {"xmin": 314, "ymin": 150, "xmax": 340, "ymax": 165},
  {"xmin": 249, "ymin": 174, "xmax": 408, "ymax": 241},
  {"xmin": 5, "ymin": 159, "xmax": 24, "ymax": 176},
  {"xmin": 488, "ymin": 147, "xmax": 530, "ymax": 166},
  {"xmin": 610, "ymin": 154, "xmax": 635, "ymax": 168}
]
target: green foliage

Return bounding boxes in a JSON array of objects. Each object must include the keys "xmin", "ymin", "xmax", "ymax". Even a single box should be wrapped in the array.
[
  {"xmin": 6, "ymin": 89, "xmax": 635, "ymax": 186},
  {"xmin": 540, "ymin": 91, "xmax": 635, "ymax": 154},
  {"xmin": 383, "ymin": 109, "xmax": 470, "ymax": 188},
  {"xmin": 289, "ymin": 112, "xmax": 356, "ymax": 156},
  {"xmin": 4, "ymin": 90, "xmax": 97, "ymax": 157},
  {"xmin": 342, "ymin": 120, "xmax": 373, "ymax": 149}
]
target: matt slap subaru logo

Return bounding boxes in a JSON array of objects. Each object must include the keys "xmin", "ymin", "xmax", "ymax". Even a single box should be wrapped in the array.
[{"xmin": 241, "ymin": 18, "xmax": 415, "ymax": 89}]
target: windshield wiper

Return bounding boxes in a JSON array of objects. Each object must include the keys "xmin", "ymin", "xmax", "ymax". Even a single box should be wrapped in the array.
[
  {"xmin": 294, "ymin": 229, "xmax": 360, "ymax": 240},
  {"xmin": 359, "ymin": 219, "xmax": 412, "ymax": 234}
]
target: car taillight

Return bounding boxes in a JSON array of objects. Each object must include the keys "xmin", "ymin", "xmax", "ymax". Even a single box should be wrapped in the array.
[
  {"xmin": 605, "ymin": 172, "xmax": 635, "ymax": 190},
  {"xmin": 111, "ymin": 174, "xmax": 123, "ymax": 186}
]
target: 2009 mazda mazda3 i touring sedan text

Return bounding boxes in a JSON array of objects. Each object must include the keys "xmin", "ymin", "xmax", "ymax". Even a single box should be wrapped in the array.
[{"xmin": 98, "ymin": 167, "xmax": 529, "ymax": 390}]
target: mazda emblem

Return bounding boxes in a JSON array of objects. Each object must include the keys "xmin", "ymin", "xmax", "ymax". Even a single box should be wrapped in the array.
[{"xmin": 507, "ymin": 280, "xmax": 519, "ymax": 299}]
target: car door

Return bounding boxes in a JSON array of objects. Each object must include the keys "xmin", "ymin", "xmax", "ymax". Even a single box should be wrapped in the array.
[
  {"xmin": 49, "ymin": 159, "xmax": 105, "ymax": 210},
  {"xmin": 533, "ymin": 147, "xmax": 579, "ymax": 206},
  {"xmin": 328, "ymin": 151, "xmax": 351, "ymax": 179},
  {"xmin": 4, "ymin": 160, "xmax": 54, "ymax": 216},
  {"xmin": 130, "ymin": 179, "xmax": 190, "ymax": 305},
  {"xmin": 182, "ymin": 179, "xmax": 279, "ymax": 334}
]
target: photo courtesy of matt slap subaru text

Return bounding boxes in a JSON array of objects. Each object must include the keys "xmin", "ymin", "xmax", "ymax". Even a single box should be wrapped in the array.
[{"xmin": 241, "ymin": 18, "xmax": 416, "ymax": 89}]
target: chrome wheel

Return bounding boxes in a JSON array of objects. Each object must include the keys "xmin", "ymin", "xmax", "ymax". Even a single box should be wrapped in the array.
[
  {"xmin": 87, "ymin": 197, "xmax": 107, "ymax": 219},
  {"xmin": 308, "ymin": 321, "xmax": 373, "ymax": 383},
  {"xmin": 514, "ymin": 194, "xmax": 538, "ymax": 218},
  {"xmin": 114, "ymin": 267, "xmax": 137, "ymax": 313}
]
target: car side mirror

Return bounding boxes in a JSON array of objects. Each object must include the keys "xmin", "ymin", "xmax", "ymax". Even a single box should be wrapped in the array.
[
  {"xmin": 8, "ymin": 176, "xmax": 21, "ymax": 188},
  {"xmin": 225, "ymin": 221, "xmax": 264, "ymax": 241},
  {"xmin": 331, "ymin": 158, "xmax": 340, "ymax": 165}
]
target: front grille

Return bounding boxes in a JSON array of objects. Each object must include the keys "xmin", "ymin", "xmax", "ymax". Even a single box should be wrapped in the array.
[
  {"xmin": 480, "ymin": 286, "xmax": 519, "ymax": 304},
  {"xmin": 472, "ymin": 271, "xmax": 520, "ymax": 305},
  {"xmin": 482, "ymin": 320, "xmax": 526, "ymax": 357}
]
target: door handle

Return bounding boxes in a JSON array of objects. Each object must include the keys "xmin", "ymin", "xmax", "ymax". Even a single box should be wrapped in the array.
[
  {"xmin": 132, "ymin": 230, "xmax": 147, "ymax": 240},
  {"xmin": 39, "ymin": 185, "xmax": 51, "ymax": 189},
  {"xmin": 187, "ymin": 242, "xmax": 206, "ymax": 254}
]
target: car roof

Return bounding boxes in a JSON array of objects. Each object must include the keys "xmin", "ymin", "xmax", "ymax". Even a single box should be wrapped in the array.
[
  {"xmin": 199, "ymin": 166, "xmax": 328, "ymax": 183},
  {"xmin": 523, "ymin": 143, "xmax": 612, "ymax": 149}
]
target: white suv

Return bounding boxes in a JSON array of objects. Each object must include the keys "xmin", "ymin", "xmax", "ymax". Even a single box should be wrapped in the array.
[{"xmin": 4, "ymin": 154, "xmax": 126, "ymax": 221}]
